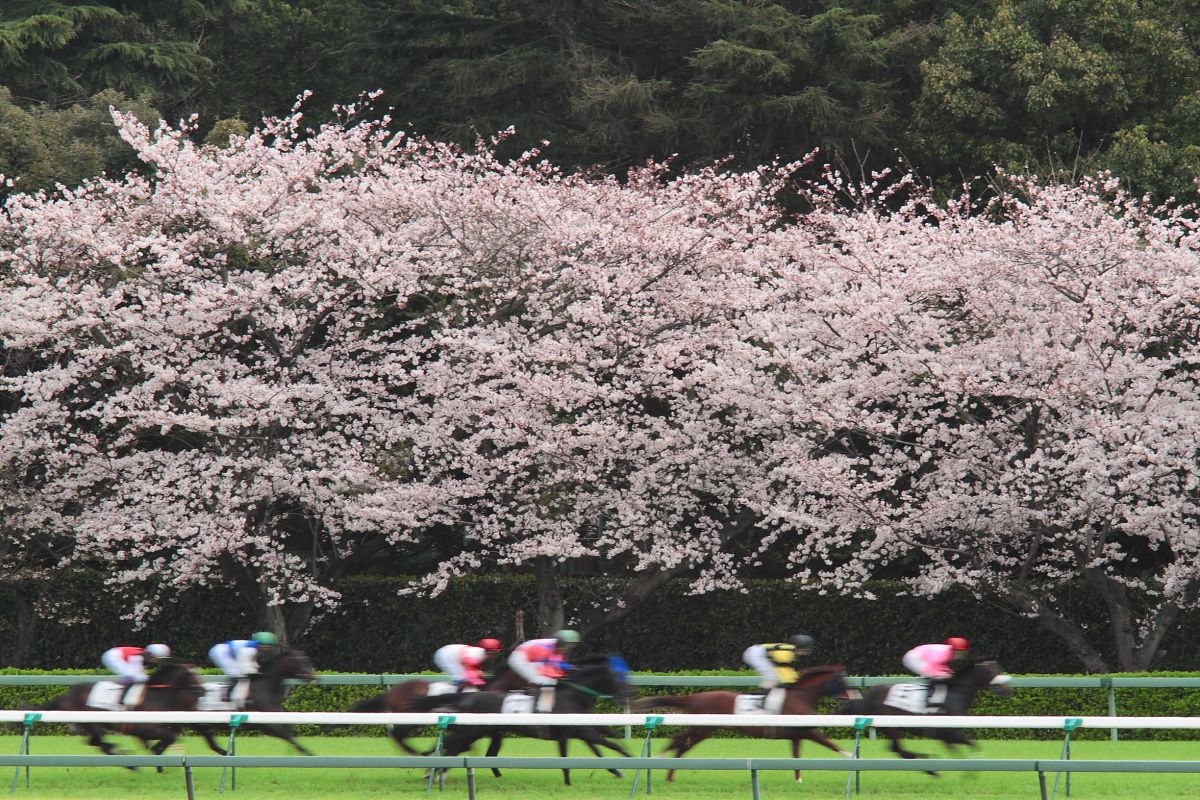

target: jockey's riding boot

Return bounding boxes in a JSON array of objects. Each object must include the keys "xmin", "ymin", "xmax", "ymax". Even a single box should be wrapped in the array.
[
  {"xmin": 122, "ymin": 681, "xmax": 147, "ymax": 709},
  {"xmin": 764, "ymin": 687, "xmax": 787, "ymax": 714},
  {"xmin": 230, "ymin": 678, "xmax": 251, "ymax": 709},
  {"xmin": 536, "ymin": 686, "xmax": 555, "ymax": 713},
  {"xmin": 925, "ymin": 678, "xmax": 948, "ymax": 711}
]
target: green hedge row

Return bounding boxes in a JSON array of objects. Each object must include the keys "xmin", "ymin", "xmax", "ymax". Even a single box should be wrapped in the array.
[
  {"xmin": 6, "ymin": 573, "xmax": 1198, "ymax": 677},
  {"xmin": 6, "ymin": 668, "xmax": 1200, "ymax": 741}
]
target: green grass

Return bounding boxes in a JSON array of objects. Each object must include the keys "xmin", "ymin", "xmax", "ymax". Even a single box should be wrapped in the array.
[{"xmin": 2, "ymin": 733, "xmax": 1200, "ymax": 798}]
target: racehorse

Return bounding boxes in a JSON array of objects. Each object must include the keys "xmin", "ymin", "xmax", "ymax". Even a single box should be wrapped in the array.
[
  {"xmin": 349, "ymin": 661, "xmax": 525, "ymax": 754},
  {"xmin": 630, "ymin": 664, "xmax": 855, "ymax": 782},
  {"xmin": 838, "ymin": 657, "xmax": 1013, "ymax": 772},
  {"xmin": 197, "ymin": 647, "xmax": 318, "ymax": 755},
  {"xmin": 419, "ymin": 654, "xmax": 634, "ymax": 786},
  {"xmin": 37, "ymin": 660, "xmax": 227, "ymax": 763}
]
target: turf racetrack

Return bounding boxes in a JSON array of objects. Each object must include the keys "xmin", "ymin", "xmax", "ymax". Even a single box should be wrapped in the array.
[{"xmin": 1, "ymin": 735, "xmax": 1198, "ymax": 798}]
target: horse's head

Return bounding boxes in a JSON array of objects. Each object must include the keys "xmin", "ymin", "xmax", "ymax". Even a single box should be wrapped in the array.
[
  {"xmin": 951, "ymin": 657, "xmax": 1013, "ymax": 698},
  {"xmin": 795, "ymin": 664, "xmax": 856, "ymax": 701},
  {"xmin": 262, "ymin": 648, "xmax": 317, "ymax": 684},
  {"xmin": 566, "ymin": 653, "xmax": 633, "ymax": 704},
  {"xmin": 144, "ymin": 661, "xmax": 205, "ymax": 708}
]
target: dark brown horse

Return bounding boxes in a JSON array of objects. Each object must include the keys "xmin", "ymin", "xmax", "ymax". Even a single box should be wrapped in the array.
[
  {"xmin": 630, "ymin": 664, "xmax": 854, "ymax": 782},
  {"xmin": 838, "ymin": 657, "xmax": 1012, "ymax": 772},
  {"xmin": 349, "ymin": 661, "xmax": 524, "ymax": 754},
  {"xmin": 38, "ymin": 660, "xmax": 227, "ymax": 764},
  {"xmin": 228, "ymin": 647, "xmax": 318, "ymax": 755},
  {"xmin": 421, "ymin": 654, "xmax": 634, "ymax": 786}
]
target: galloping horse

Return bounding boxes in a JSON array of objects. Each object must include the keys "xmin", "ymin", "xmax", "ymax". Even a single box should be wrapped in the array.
[
  {"xmin": 350, "ymin": 662, "xmax": 524, "ymax": 754},
  {"xmin": 421, "ymin": 654, "xmax": 634, "ymax": 786},
  {"xmin": 630, "ymin": 664, "xmax": 854, "ymax": 782},
  {"xmin": 38, "ymin": 660, "xmax": 227, "ymax": 762},
  {"xmin": 839, "ymin": 657, "xmax": 1013, "ymax": 771},
  {"xmin": 196, "ymin": 647, "xmax": 318, "ymax": 755}
]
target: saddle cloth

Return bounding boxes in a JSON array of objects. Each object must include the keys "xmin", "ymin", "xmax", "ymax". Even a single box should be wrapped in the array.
[
  {"xmin": 500, "ymin": 692, "xmax": 535, "ymax": 714},
  {"xmin": 883, "ymin": 682, "xmax": 945, "ymax": 714},
  {"xmin": 426, "ymin": 682, "xmax": 457, "ymax": 697},
  {"xmin": 733, "ymin": 694, "xmax": 769, "ymax": 715},
  {"xmin": 85, "ymin": 681, "xmax": 127, "ymax": 711},
  {"xmin": 198, "ymin": 682, "xmax": 235, "ymax": 712}
]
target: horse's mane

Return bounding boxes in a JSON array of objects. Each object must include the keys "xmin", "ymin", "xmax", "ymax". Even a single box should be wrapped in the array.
[
  {"xmin": 795, "ymin": 664, "xmax": 845, "ymax": 684},
  {"xmin": 147, "ymin": 660, "xmax": 198, "ymax": 687}
]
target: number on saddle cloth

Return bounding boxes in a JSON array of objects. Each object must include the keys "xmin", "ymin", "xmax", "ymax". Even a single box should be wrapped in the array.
[
  {"xmin": 85, "ymin": 681, "xmax": 127, "ymax": 711},
  {"xmin": 733, "ymin": 693, "xmax": 769, "ymax": 715},
  {"xmin": 198, "ymin": 683, "xmax": 233, "ymax": 711},
  {"xmin": 501, "ymin": 691, "xmax": 535, "ymax": 714},
  {"xmin": 883, "ymin": 683, "xmax": 943, "ymax": 714}
]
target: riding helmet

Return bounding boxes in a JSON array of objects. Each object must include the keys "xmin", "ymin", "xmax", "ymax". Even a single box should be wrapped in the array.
[
  {"xmin": 945, "ymin": 636, "xmax": 969, "ymax": 651},
  {"xmin": 477, "ymin": 638, "xmax": 503, "ymax": 652},
  {"xmin": 252, "ymin": 631, "xmax": 279, "ymax": 646},
  {"xmin": 789, "ymin": 634, "xmax": 814, "ymax": 649},
  {"xmin": 145, "ymin": 643, "xmax": 171, "ymax": 659},
  {"xmin": 555, "ymin": 629, "xmax": 581, "ymax": 644}
]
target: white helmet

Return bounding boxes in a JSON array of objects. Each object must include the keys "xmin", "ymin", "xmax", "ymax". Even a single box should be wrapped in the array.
[{"xmin": 145, "ymin": 643, "xmax": 171, "ymax": 659}]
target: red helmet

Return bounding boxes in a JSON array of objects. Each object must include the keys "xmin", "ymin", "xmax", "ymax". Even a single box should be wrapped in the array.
[
  {"xmin": 477, "ymin": 638, "xmax": 502, "ymax": 653},
  {"xmin": 945, "ymin": 637, "xmax": 970, "ymax": 651}
]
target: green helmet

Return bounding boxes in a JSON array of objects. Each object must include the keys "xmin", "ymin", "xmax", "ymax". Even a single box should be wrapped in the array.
[
  {"xmin": 555, "ymin": 629, "xmax": 580, "ymax": 644},
  {"xmin": 252, "ymin": 631, "xmax": 279, "ymax": 646}
]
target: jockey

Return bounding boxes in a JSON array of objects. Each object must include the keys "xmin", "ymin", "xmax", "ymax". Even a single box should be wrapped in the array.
[
  {"xmin": 101, "ymin": 643, "xmax": 170, "ymax": 706},
  {"xmin": 742, "ymin": 635, "xmax": 812, "ymax": 713},
  {"xmin": 433, "ymin": 638, "xmax": 503, "ymax": 690},
  {"xmin": 509, "ymin": 629, "xmax": 579, "ymax": 712},
  {"xmin": 208, "ymin": 631, "xmax": 279, "ymax": 707},
  {"xmin": 902, "ymin": 636, "xmax": 970, "ymax": 709}
]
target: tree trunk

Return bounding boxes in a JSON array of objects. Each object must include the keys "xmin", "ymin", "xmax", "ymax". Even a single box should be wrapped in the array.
[
  {"xmin": 994, "ymin": 585, "xmax": 1110, "ymax": 672},
  {"xmin": 3, "ymin": 585, "xmax": 40, "ymax": 667},
  {"xmin": 534, "ymin": 556, "xmax": 564, "ymax": 636}
]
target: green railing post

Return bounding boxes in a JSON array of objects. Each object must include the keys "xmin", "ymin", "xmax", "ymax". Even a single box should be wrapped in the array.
[
  {"xmin": 1052, "ymin": 718, "xmax": 1081, "ymax": 800},
  {"xmin": 426, "ymin": 715, "xmax": 455, "ymax": 796},
  {"xmin": 9, "ymin": 712, "xmax": 40, "ymax": 794},
  {"xmin": 629, "ymin": 716, "xmax": 662, "ymax": 798},
  {"xmin": 844, "ymin": 717, "xmax": 871, "ymax": 799},
  {"xmin": 219, "ymin": 713, "xmax": 248, "ymax": 794},
  {"xmin": 1103, "ymin": 678, "xmax": 1117, "ymax": 742},
  {"xmin": 750, "ymin": 768, "xmax": 761, "ymax": 800}
]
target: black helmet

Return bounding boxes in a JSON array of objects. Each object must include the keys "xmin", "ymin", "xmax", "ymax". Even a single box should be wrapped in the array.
[{"xmin": 790, "ymin": 635, "xmax": 814, "ymax": 649}]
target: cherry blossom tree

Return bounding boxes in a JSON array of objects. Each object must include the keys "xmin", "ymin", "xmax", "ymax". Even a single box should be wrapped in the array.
[
  {"xmin": 0, "ymin": 100, "xmax": 803, "ymax": 640},
  {"xmin": 749, "ymin": 174, "xmax": 1200, "ymax": 671}
]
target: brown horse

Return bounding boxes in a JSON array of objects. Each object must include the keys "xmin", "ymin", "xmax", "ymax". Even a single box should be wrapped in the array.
[
  {"xmin": 37, "ymin": 660, "xmax": 227, "ymax": 764},
  {"xmin": 630, "ymin": 664, "xmax": 854, "ymax": 782},
  {"xmin": 349, "ymin": 661, "xmax": 524, "ymax": 754}
]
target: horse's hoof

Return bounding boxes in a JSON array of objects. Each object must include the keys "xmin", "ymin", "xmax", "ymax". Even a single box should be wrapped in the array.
[
  {"xmin": 608, "ymin": 770, "xmax": 624, "ymax": 779},
  {"xmin": 795, "ymin": 776, "xmax": 804, "ymax": 783},
  {"xmin": 839, "ymin": 750, "xmax": 852, "ymax": 757}
]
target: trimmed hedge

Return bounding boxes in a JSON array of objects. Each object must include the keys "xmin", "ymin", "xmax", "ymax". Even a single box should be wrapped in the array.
[
  {"xmin": 6, "ymin": 573, "xmax": 1200, "ymax": 676},
  {"xmin": 5, "ymin": 668, "xmax": 1200, "ymax": 740}
]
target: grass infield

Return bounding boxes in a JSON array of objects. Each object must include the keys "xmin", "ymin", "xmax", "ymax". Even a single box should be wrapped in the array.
[{"xmin": 1, "ymin": 734, "xmax": 1199, "ymax": 798}]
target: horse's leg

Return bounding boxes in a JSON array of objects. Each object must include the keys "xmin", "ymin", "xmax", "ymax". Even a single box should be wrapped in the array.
[
  {"xmin": 574, "ymin": 727, "xmax": 629, "ymax": 778},
  {"xmin": 803, "ymin": 727, "xmax": 853, "ymax": 758},
  {"xmin": 557, "ymin": 736, "xmax": 571, "ymax": 786},
  {"xmin": 261, "ymin": 723, "xmax": 313, "ymax": 756},
  {"xmin": 792, "ymin": 737, "xmax": 803, "ymax": 782},
  {"xmin": 887, "ymin": 732, "xmax": 938, "ymax": 777},
  {"xmin": 660, "ymin": 727, "xmax": 715, "ymax": 783},
  {"xmin": 484, "ymin": 733, "xmax": 504, "ymax": 777},
  {"xmin": 389, "ymin": 725, "xmax": 426, "ymax": 756},
  {"xmin": 196, "ymin": 725, "xmax": 228, "ymax": 756},
  {"xmin": 84, "ymin": 725, "xmax": 135, "ymax": 769}
]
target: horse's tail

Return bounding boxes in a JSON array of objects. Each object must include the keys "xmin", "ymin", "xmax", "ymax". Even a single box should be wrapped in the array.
[
  {"xmin": 629, "ymin": 695, "xmax": 690, "ymax": 712},
  {"xmin": 349, "ymin": 694, "xmax": 387, "ymax": 713}
]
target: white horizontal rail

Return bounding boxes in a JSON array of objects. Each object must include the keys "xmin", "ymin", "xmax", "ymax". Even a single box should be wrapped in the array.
[{"xmin": 6, "ymin": 711, "xmax": 1200, "ymax": 730}]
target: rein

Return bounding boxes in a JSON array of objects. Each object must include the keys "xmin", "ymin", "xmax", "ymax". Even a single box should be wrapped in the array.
[{"xmin": 560, "ymin": 680, "xmax": 609, "ymax": 699}]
